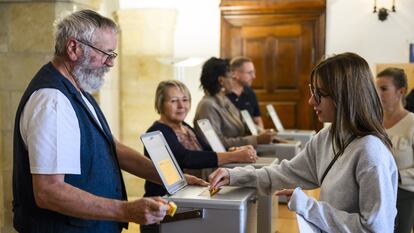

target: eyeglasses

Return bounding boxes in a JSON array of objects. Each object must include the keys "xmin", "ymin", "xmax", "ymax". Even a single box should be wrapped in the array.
[
  {"xmin": 309, "ymin": 84, "xmax": 329, "ymax": 105},
  {"xmin": 76, "ymin": 39, "xmax": 118, "ymax": 63}
]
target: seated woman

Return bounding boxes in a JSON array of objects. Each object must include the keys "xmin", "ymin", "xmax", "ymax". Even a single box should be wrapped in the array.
[
  {"xmin": 209, "ymin": 53, "xmax": 398, "ymax": 232},
  {"xmin": 143, "ymin": 80, "xmax": 257, "ymax": 195},
  {"xmin": 193, "ymin": 57, "xmax": 277, "ymax": 148},
  {"xmin": 375, "ymin": 68, "xmax": 414, "ymax": 233},
  {"xmin": 140, "ymin": 80, "xmax": 257, "ymax": 233}
]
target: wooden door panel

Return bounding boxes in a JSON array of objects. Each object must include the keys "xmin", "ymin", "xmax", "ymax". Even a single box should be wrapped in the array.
[
  {"xmin": 259, "ymin": 102, "xmax": 297, "ymax": 129},
  {"xmin": 273, "ymin": 38, "xmax": 300, "ymax": 89},
  {"xmin": 243, "ymin": 39, "xmax": 267, "ymax": 89},
  {"xmin": 221, "ymin": 0, "xmax": 325, "ymax": 131}
]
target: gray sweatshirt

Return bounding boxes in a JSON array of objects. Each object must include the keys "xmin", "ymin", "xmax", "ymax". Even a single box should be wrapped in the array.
[{"xmin": 229, "ymin": 126, "xmax": 398, "ymax": 233}]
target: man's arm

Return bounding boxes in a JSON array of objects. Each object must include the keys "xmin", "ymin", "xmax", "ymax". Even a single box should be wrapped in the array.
[
  {"xmin": 115, "ymin": 140, "xmax": 162, "ymax": 184},
  {"xmin": 32, "ymin": 174, "xmax": 168, "ymax": 224},
  {"xmin": 115, "ymin": 139, "xmax": 209, "ymax": 186}
]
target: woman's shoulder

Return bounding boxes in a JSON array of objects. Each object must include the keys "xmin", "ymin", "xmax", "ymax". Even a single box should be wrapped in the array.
[
  {"xmin": 403, "ymin": 112, "xmax": 414, "ymax": 123},
  {"xmin": 350, "ymin": 135, "xmax": 394, "ymax": 165},
  {"xmin": 146, "ymin": 121, "xmax": 173, "ymax": 133}
]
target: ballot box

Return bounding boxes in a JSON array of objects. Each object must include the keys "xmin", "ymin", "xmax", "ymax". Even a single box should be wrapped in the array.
[
  {"xmin": 266, "ymin": 104, "xmax": 315, "ymax": 146},
  {"xmin": 222, "ymin": 157, "xmax": 279, "ymax": 233},
  {"xmin": 256, "ymin": 141, "xmax": 301, "ymax": 161},
  {"xmin": 140, "ymin": 131, "xmax": 258, "ymax": 233},
  {"xmin": 196, "ymin": 118, "xmax": 301, "ymax": 161},
  {"xmin": 161, "ymin": 186, "xmax": 257, "ymax": 233},
  {"xmin": 237, "ymin": 110, "xmax": 303, "ymax": 160}
]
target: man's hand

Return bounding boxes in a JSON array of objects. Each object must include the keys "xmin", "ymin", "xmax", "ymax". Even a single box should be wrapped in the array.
[
  {"xmin": 184, "ymin": 174, "xmax": 209, "ymax": 186},
  {"xmin": 123, "ymin": 197, "xmax": 168, "ymax": 225}
]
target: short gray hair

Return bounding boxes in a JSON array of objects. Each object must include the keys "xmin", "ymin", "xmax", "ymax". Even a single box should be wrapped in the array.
[
  {"xmin": 54, "ymin": 9, "xmax": 118, "ymax": 56},
  {"xmin": 155, "ymin": 80, "xmax": 191, "ymax": 114}
]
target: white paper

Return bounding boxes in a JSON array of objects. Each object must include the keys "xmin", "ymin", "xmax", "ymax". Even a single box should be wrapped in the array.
[{"xmin": 296, "ymin": 214, "xmax": 320, "ymax": 233}]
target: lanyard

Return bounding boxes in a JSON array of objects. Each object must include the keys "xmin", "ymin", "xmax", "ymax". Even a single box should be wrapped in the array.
[{"xmin": 320, "ymin": 153, "xmax": 340, "ymax": 184}]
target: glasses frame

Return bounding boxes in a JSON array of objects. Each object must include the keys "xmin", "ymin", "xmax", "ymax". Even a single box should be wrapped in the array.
[
  {"xmin": 76, "ymin": 39, "xmax": 118, "ymax": 63},
  {"xmin": 309, "ymin": 84, "xmax": 329, "ymax": 105}
]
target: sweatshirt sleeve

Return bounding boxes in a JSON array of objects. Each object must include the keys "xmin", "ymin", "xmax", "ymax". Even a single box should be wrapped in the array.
[
  {"xmin": 228, "ymin": 136, "xmax": 320, "ymax": 195},
  {"xmin": 289, "ymin": 163, "xmax": 397, "ymax": 233}
]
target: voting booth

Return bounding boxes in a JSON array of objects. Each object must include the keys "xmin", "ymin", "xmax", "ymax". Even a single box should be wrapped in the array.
[
  {"xmin": 141, "ymin": 131, "xmax": 258, "ymax": 233},
  {"xmin": 266, "ymin": 104, "xmax": 315, "ymax": 146},
  {"xmin": 196, "ymin": 119, "xmax": 280, "ymax": 233}
]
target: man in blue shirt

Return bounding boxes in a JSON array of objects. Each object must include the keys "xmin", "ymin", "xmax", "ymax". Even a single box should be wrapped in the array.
[{"xmin": 227, "ymin": 57, "xmax": 264, "ymax": 129}]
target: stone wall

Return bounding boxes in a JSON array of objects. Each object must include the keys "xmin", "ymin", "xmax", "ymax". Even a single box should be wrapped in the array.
[
  {"xmin": 0, "ymin": 1, "xmax": 100, "ymax": 232},
  {"xmin": 115, "ymin": 8, "xmax": 176, "ymax": 198}
]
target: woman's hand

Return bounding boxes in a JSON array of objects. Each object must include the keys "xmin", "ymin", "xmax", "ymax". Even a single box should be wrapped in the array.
[
  {"xmin": 257, "ymin": 129, "xmax": 277, "ymax": 144},
  {"xmin": 232, "ymin": 145, "xmax": 257, "ymax": 163},
  {"xmin": 208, "ymin": 168, "xmax": 230, "ymax": 191},
  {"xmin": 274, "ymin": 188, "xmax": 295, "ymax": 202},
  {"xmin": 184, "ymin": 174, "xmax": 209, "ymax": 186}
]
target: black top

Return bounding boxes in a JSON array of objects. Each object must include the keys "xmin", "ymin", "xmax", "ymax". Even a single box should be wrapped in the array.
[
  {"xmin": 143, "ymin": 121, "xmax": 218, "ymax": 197},
  {"xmin": 226, "ymin": 86, "xmax": 261, "ymax": 117},
  {"xmin": 406, "ymin": 88, "xmax": 414, "ymax": 113}
]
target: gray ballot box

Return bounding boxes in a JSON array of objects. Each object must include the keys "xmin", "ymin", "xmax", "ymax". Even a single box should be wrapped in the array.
[
  {"xmin": 140, "ymin": 131, "xmax": 258, "ymax": 233},
  {"xmin": 222, "ymin": 157, "xmax": 279, "ymax": 233},
  {"xmin": 196, "ymin": 118, "xmax": 280, "ymax": 233},
  {"xmin": 266, "ymin": 104, "xmax": 315, "ymax": 146},
  {"xmin": 239, "ymin": 110, "xmax": 303, "ymax": 159},
  {"xmin": 256, "ymin": 141, "xmax": 301, "ymax": 161}
]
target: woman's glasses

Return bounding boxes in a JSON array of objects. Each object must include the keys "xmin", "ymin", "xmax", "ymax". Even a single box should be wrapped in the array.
[{"xmin": 309, "ymin": 84, "xmax": 329, "ymax": 105}]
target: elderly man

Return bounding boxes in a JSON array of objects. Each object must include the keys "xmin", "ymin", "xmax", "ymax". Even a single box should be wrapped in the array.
[
  {"xmin": 227, "ymin": 56, "xmax": 264, "ymax": 129},
  {"xmin": 12, "ymin": 9, "xmax": 205, "ymax": 233}
]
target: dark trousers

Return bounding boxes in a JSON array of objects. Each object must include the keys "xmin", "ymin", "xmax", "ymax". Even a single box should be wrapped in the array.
[{"xmin": 395, "ymin": 188, "xmax": 414, "ymax": 233}]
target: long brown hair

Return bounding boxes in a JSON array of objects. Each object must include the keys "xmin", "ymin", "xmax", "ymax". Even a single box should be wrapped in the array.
[{"xmin": 311, "ymin": 53, "xmax": 392, "ymax": 156}]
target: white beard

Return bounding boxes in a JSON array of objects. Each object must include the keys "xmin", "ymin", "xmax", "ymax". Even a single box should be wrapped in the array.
[{"xmin": 72, "ymin": 52, "xmax": 109, "ymax": 93}]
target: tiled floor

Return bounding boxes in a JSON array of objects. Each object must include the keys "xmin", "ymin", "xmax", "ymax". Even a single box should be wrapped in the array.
[{"xmin": 123, "ymin": 189, "xmax": 320, "ymax": 233}]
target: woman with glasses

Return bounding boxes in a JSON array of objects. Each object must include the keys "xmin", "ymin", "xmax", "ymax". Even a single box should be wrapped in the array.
[
  {"xmin": 193, "ymin": 57, "xmax": 278, "ymax": 149},
  {"xmin": 209, "ymin": 53, "xmax": 398, "ymax": 232},
  {"xmin": 375, "ymin": 68, "xmax": 414, "ymax": 233}
]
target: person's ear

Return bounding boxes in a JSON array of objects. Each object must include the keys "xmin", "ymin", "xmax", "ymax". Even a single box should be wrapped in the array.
[
  {"xmin": 218, "ymin": 76, "xmax": 225, "ymax": 86},
  {"xmin": 66, "ymin": 39, "xmax": 80, "ymax": 61},
  {"xmin": 400, "ymin": 87, "xmax": 407, "ymax": 95}
]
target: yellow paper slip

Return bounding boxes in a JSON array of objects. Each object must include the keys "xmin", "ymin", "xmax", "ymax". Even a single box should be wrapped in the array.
[{"xmin": 158, "ymin": 159, "xmax": 181, "ymax": 186}]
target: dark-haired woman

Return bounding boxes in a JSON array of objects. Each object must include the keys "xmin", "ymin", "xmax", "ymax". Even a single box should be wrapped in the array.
[
  {"xmin": 209, "ymin": 53, "xmax": 398, "ymax": 232},
  {"xmin": 193, "ymin": 57, "xmax": 276, "ymax": 149}
]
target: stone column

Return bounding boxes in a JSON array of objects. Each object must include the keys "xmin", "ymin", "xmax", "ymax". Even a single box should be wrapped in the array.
[
  {"xmin": 0, "ymin": 1, "xmax": 102, "ymax": 232},
  {"xmin": 115, "ymin": 9, "xmax": 176, "ymax": 197}
]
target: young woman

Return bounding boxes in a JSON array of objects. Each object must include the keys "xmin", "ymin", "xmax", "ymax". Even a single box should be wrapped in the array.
[
  {"xmin": 376, "ymin": 68, "xmax": 414, "ymax": 233},
  {"xmin": 209, "ymin": 53, "xmax": 398, "ymax": 232}
]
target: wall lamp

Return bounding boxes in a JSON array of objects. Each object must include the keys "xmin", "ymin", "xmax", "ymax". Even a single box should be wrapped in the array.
[{"xmin": 373, "ymin": 0, "xmax": 396, "ymax": 21}]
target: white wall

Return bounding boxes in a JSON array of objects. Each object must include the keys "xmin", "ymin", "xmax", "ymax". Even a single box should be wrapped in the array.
[
  {"xmin": 119, "ymin": 0, "xmax": 221, "ymax": 126},
  {"xmin": 326, "ymin": 0, "xmax": 414, "ymax": 72}
]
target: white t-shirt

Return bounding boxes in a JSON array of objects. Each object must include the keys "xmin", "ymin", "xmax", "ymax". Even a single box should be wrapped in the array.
[
  {"xmin": 386, "ymin": 112, "xmax": 414, "ymax": 192},
  {"xmin": 19, "ymin": 88, "xmax": 101, "ymax": 175}
]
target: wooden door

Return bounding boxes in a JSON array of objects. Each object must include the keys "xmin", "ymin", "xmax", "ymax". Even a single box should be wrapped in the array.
[{"xmin": 221, "ymin": 0, "xmax": 326, "ymax": 130}]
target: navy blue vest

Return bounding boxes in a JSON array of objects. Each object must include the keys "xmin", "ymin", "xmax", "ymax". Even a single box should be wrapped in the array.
[{"xmin": 13, "ymin": 62, "xmax": 127, "ymax": 233}]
